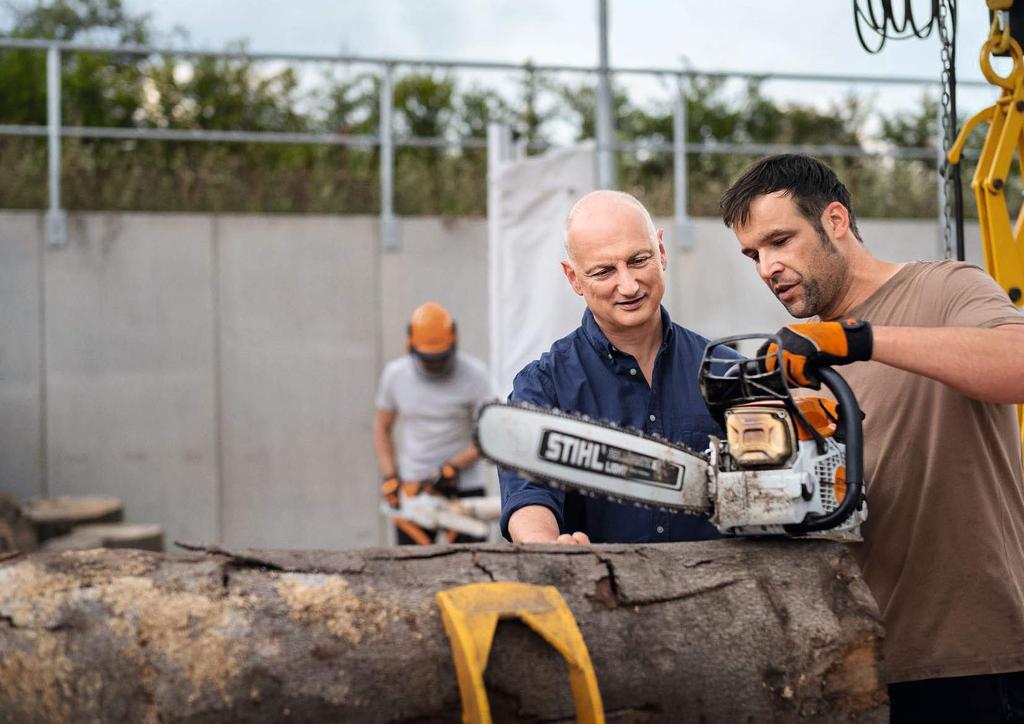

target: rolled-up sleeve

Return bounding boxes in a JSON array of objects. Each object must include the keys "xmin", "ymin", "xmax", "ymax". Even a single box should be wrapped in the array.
[{"xmin": 498, "ymin": 361, "xmax": 567, "ymax": 540}]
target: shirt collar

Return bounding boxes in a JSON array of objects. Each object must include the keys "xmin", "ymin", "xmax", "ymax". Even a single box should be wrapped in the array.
[{"xmin": 581, "ymin": 306, "xmax": 674, "ymax": 360}]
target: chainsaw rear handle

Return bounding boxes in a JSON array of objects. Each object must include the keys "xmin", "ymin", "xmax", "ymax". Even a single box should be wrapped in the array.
[{"xmin": 785, "ymin": 366, "xmax": 864, "ymax": 534}]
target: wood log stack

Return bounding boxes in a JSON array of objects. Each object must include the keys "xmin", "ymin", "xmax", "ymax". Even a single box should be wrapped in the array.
[
  {"xmin": 0, "ymin": 540, "xmax": 888, "ymax": 722},
  {"xmin": 2, "ymin": 495, "xmax": 165, "ymax": 552}
]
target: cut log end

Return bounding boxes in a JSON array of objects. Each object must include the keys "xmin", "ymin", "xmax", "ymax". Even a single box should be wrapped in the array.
[{"xmin": 21, "ymin": 495, "xmax": 124, "ymax": 543}]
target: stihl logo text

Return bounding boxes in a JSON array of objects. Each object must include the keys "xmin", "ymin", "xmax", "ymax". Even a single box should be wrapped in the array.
[
  {"xmin": 543, "ymin": 433, "xmax": 608, "ymax": 471},
  {"xmin": 538, "ymin": 430, "xmax": 684, "ymax": 489}
]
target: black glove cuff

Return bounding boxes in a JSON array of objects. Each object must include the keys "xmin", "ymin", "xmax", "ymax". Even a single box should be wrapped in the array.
[{"xmin": 840, "ymin": 319, "xmax": 873, "ymax": 361}]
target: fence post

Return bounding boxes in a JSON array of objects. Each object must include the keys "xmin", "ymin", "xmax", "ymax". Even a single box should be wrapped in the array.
[
  {"xmin": 380, "ymin": 63, "xmax": 398, "ymax": 251},
  {"xmin": 595, "ymin": 0, "xmax": 616, "ymax": 189},
  {"xmin": 673, "ymin": 73, "xmax": 694, "ymax": 250},
  {"xmin": 46, "ymin": 44, "xmax": 66, "ymax": 248},
  {"xmin": 486, "ymin": 123, "xmax": 514, "ymax": 399}
]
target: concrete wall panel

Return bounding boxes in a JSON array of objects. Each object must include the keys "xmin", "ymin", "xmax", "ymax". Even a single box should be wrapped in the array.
[
  {"xmin": 379, "ymin": 217, "xmax": 490, "ymax": 364},
  {"xmin": 43, "ymin": 214, "xmax": 219, "ymax": 545},
  {"xmin": 217, "ymin": 216, "xmax": 381, "ymax": 549},
  {"xmin": 0, "ymin": 212, "xmax": 44, "ymax": 500}
]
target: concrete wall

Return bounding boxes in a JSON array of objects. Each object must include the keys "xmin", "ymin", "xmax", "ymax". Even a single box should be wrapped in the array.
[{"xmin": 0, "ymin": 210, "xmax": 979, "ymax": 549}]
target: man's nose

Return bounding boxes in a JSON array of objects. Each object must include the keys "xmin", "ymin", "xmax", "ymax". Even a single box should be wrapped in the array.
[
  {"xmin": 615, "ymin": 268, "xmax": 641, "ymax": 296},
  {"xmin": 758, "ymin": 251, "xmax": 783, "ymax": 282}
]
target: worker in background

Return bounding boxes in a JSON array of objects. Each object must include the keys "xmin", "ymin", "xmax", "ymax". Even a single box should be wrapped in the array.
[
  {"xmin": 721, "ymin": 154, "xmax": 1024, "ymax": 722},
  {"xmin": 499, "ymin": 190, "xmax": 727, "ymax": 544},
  {"xmin": 373, "ymin": 302, "xmax": 494, "ymax": 545}
]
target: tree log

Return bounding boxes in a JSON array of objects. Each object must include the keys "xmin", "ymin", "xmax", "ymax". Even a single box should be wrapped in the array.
[
  {"xmin": 20, "ymin": 496, "xmax": 123, "ymax": 543},
  {"xmin": 0, "ymin": 540, "xmax": 887, "ymax": 722},
  {"xmin": 40, "ymin": 523, "xmax": 164, "ymax": 553}
]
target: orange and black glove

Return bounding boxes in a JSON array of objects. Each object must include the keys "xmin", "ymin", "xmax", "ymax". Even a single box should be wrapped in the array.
[
  {"xmin": 759, "ymin": 319, "xmax": 872, "ymax": 389},
  {"xmin": 381, "ymin": 474, "xmax": 402, "ymax": 509},
  {"xmin": 426, "ymin": 462, "xmax": 460, "ymax": 497}
]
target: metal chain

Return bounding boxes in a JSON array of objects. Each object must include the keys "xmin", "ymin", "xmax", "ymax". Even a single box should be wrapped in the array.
[{"xmin": 937, "ymin": 0, "xmax": 957, "ymax": 260}]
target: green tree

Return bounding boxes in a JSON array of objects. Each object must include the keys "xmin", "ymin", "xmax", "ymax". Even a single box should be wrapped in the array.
[{"xmin": 0, "ymin": 0, "xmax": 151, "ymax": 126}]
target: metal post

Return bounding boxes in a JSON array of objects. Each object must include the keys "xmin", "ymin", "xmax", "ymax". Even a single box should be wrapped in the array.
[
  {"xmin": 486, "ymin": 122, "xmax": 514, "ymax": 398},
  {"xmin": 673, "ymin": 74, "xmax": 694, "ymax": 250},
  {"xmin": 46, "ymin": 44, "xmax": 66, "ymax": 248},
  {"xmin": 379, "ymin": 63, "xmax": 398, "ymax": 251},
  {"xmin": 595, "ymin": 0, "xmax": 616, "ymax": 188}
]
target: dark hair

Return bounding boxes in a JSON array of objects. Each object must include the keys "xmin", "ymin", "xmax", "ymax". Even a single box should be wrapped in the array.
[{"xmin": 719, "ymin": 154, "xmax": 861, "ymax": 242}]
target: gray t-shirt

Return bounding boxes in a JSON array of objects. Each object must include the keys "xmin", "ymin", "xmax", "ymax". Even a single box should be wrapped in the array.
[{"xmin": 375, "ymin": 353, "xmax": 494, "ymax": 486}]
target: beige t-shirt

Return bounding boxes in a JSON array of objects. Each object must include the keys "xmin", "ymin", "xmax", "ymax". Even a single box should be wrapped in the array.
[{"xmin": 838, "ymin": 260, "xmax": 1024, "ymax": 683}]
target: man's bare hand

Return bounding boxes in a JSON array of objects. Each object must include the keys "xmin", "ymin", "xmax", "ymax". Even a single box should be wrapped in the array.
[
  {"xmin": 555, "ymin": 532, "xmax": 591, "ymax": 544},
  {"xmin": 509, "ymin": 505, "xmax": 591, "ymax": 544}
]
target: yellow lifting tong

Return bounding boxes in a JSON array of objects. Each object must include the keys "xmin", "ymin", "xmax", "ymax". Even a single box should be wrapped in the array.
[
  {"xmin": 948, "ymin": 6, "xmax": 1024, "ymax": 308},
  {"xmin": 436, "ymin": 582, "xmax": 604, "ymax": 724},
  {"xmin": 948, "ymin": 5, "xmax": 1024, "ymax": 442}
]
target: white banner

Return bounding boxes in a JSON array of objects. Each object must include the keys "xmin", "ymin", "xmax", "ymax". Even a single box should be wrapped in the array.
[{"xmin": 488, "ymin": 142, "xmax": 595, "ymax": 399}]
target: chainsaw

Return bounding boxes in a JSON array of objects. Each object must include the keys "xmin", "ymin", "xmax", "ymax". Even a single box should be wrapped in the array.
[{"xmin": 476, "ymin": 334, "xmax": 867, "ymax": 537}]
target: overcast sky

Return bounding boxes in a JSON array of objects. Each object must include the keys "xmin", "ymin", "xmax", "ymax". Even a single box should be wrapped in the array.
[
  {"xmin": 2, "ymin": 1, "xmax": 1005, "ymax": 128},
  {"xmin": 112, "ymin": 1, "xmax": 1003, "ymax": 125},
  {"xmin": 117, "ymin": 1, "xmax": 991, "ymax": 77}
]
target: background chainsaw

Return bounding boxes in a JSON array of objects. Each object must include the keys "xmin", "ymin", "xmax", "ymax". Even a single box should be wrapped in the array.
[{"xmin": 476, "ymin": 335, "xmax": 867, "ymax": 538}]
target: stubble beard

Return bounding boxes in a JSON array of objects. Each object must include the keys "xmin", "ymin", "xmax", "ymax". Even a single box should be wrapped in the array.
[{"xmin": 782, "ymin": 237, "xmax": 848, "ymax": 319}]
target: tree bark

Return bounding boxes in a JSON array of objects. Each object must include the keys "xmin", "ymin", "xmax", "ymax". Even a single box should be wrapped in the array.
[{"xmin": 0, "ymin": 540, "xmax": 887, "ymax": 723}]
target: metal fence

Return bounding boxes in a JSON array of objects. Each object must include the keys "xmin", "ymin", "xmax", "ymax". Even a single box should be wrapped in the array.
[{"xmin": 0, "ymin": 37, "xmax": 988, "ymax": 249}]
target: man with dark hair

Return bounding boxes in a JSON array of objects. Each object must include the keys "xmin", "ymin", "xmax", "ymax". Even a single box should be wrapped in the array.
[{"xmin": 721, "ymin": 154, "xmax": 1024, "ymax": 720}]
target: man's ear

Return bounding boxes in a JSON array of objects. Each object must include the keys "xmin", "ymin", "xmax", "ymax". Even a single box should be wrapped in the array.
[
  {"xmin": 561, "ymin": 259, "xmax": 583, "ymax": 296},
  {"xmin": 656, "ymin": 228, "xmax": 667, "ymax": 270},
  {"xmin": 822, "ymin": 201, "xmax": 851, "ymax": 240}
]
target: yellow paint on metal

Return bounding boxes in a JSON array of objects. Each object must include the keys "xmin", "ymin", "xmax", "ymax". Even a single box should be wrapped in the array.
[
  {"xmin": 436, "ymin": 581, "xmax": 604, "ymax": 724},
  {"xmin": 948, "ymin": 35, "xmax": 1024, "ymax": 308}
]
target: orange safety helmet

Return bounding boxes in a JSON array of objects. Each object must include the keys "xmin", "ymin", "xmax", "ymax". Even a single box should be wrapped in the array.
[{"xmin": 407, "ymin": 302, "xmax": 457, "ymax": 357}]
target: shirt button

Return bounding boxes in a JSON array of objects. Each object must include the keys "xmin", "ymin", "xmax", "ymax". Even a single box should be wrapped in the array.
[
  {"xmin": 607, "ymin": 353, "xmax": 613, "ymax": 360},
  {"xmin": 629, "ymin": 368, "xmax": 637, "ymax": 376},
  {"xmin": 656, "ymin": 525, "xmax": 665, "ymax": 534},
  {"xmin": 649, "ymin": 414, "xmax": 656, "ymax": 422}
]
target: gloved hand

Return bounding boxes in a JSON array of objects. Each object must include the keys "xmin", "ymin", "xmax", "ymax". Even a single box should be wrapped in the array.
[
  {"xmin": 425, "ymin": 462, "xmax": 460, "ymax": 497},
  {"xmin": 759, "ymin": 319, "xmax": 873, "ymax": 389},
  {"xmin": 381, "ymin": 474, "xmax": 402, "ymax": 509}
]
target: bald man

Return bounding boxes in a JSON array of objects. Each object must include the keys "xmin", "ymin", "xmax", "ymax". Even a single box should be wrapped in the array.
[{"xmin": 498, "ymin": 190, "xmax": 727, "ymax": 544}]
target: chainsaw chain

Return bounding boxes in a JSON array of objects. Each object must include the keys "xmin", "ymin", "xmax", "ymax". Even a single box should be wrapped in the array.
[{"xmin": 482, "ymin": 400, "xmax": 712, "ymax": 516}]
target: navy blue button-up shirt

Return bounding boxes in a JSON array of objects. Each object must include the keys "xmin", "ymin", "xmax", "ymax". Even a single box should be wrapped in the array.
[{"xmin": 499, "ymin": 306, "xmax": 726, "ymax": 543}]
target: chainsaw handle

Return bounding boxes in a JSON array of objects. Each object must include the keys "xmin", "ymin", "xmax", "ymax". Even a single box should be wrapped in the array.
[{"xmin": 785, "ymin": 366, "xmax": 864, "ymax": 534}]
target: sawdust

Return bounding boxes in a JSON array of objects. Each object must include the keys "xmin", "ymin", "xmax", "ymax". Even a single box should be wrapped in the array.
[
  {"xmin": 0, "ymin": 632, "xmax": 74, "ymax": 722},
  {"xmin": 0, "ymin": 550, "xmax": 157, "ymax": 624},
  {"xmin": 99, "ymin": 575, "xmax": 252, "ymax": 701},
  {"xmin": 0, "ymin": 559, "xmax": 80, "ymax": 628},
  {"xmin": 67, "ymin": 547, "xmax": 156, "ymax": 577},
  {"xmin": 275, "ymin": 574, "xmax": 392, "ymax": 645},
  {"xmin": 0, "ymin": 552, "xmax": 254, "ymax": 706},
  {"xmin": 825, "ymin": 636, "xmax": 887, "ymax": 710}
]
